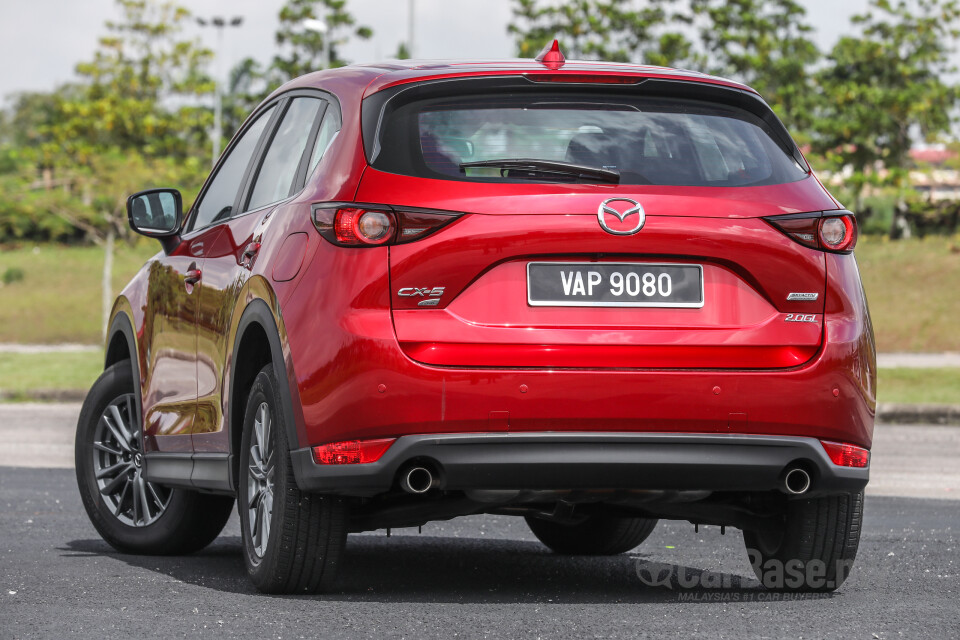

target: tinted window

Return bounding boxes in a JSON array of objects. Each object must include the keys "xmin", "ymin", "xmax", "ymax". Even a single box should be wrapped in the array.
[
  {"xmin": 373, "ymin": 95, "xmax": 807, "ymax": 187},
  {"xmin": 308, "ymin": 103, "xmax": 340, "ymax": 175},
  {"xmin": 191, "ymin": 105, "xmax": 274, "ymax": 231},
  {"xmin": 247, "ymin": 97, "xmax": 322, "ymax": 211}
]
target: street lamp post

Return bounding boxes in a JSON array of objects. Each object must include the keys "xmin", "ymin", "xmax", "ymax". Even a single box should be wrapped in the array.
[
  {"xmin": 197, "ymin": 15, "xmax": 243, "ymax": 166},
  {"xmin": 302, "ymin": 17, "xmax": 330, "ymax": 70},
  {"xmin": 408, "ymin": 0, "xmax": 415, "ymax": 59}
]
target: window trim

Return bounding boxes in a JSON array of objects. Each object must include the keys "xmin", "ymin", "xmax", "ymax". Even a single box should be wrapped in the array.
[
  {"xmin": 184, "ymin": 102, "xmax": 282, "ymax": 235},
  {"xmin": 183, "ymin": 87, "xmax": 342, "ymax": 237},
  {"xmin": 303, "ymin": 99, "xmax": 342, "ymax": 183},
  {"xmin": 240, "ymin": 95, "xmax": 329, "ymax": 215}
]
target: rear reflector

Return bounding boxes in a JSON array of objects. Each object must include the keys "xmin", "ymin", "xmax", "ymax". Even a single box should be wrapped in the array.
[
  {"xmin": 313, "ymin": 438, "xmax": 396, "ymax": 465},
  {"xmin": 820, "ymin": 440, "xmax": 870, "ymax": 468}
]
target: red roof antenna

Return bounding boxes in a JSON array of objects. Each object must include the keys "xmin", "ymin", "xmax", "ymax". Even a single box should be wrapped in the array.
[{"xmin": 535, "ymin": 39, "xmax": 566, "ymax": 70}]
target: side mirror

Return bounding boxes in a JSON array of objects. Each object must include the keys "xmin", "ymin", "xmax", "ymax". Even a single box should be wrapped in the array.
[{"xmin": 126, "ymin": 188, "xmax": 183, "ymax": 254}]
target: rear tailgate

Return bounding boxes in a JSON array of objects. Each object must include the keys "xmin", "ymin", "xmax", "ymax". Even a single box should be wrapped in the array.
[
  {"xmin": 356, "ymin": 170, "xmax": 834, "ymax": 369},
  {"xmin": 358, "ymin": 75, "xmax": 836, "ymax": 369}
]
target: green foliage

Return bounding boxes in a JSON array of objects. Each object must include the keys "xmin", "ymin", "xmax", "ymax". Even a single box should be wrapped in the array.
[
  {"xmin": 54, "ymin": 0, "xmax": 214, "ymax": 165},
  {"xmin": 0, "ymin": 0, "xmax": 213, "ymax": 244},
  {"xmin": 395, "ymin": 42, "xmax": 411, "ymax": 60},
  {"xmin": 508, "ymin": 0, "xmax": 818, "ymax": 130},
  {"xmin": 2, "ymin": 267, "xmax": 25, "ymax": 285},
  {"xmin": 221, "ymin": 57, "xmax": 269, "ymax": 140},
  {"xmin": 217, "ymin": 0, "xmax": 373, "ymax": 139},
  {"xmin": 812, "ymin": 0, "xmax": 960, "ymax": 208},
  {"xmin": 273, "ymin": 0, "xmax": 373, "ymax": 79},
  {"xmin": 508, "ymin": 0, "xmax": 693, "ymax": 66},
  {"xmin": 689, "ymin": 0, "xmax": 820, "ymax": 132}
]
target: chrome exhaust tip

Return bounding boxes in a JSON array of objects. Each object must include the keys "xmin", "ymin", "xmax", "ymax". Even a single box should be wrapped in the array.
[
  {"xmin": 783, "ymin": 467, "xmax": 812, "ymax": 495},
  {"xmin": 400, "ymin": 466, "xmax": 434, "ymax": 494}
]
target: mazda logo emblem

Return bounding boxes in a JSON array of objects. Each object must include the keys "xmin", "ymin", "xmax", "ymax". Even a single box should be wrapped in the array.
[{"xmin": 598, "ymin": 198, "xmax": 645, "ymax": 235}]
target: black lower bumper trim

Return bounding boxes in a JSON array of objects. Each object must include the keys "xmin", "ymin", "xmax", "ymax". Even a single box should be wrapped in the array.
[{"xmin": 290, "ymin": 432, "xmax": 869, "ymax": 498}]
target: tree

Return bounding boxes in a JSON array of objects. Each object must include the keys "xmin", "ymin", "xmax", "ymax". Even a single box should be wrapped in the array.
[
  {"xmin": 394, "ymin": 42, "xmax": 412, "ymax": 60},
  {"xmin": 689, "ymin": 0, "xmax": 820, "ymax": 132},
  {"xmin": 812, "ymin": 0, "xmax": 960, "ymax": 222},
  {"xmin": 508, "ymin": 0, "xmax": 694, "ymax": 67},
  {"xmin": 273, "ymin": 0, "xmax": 373, "ymax": 81},
  {"xmin": 52, "ymin": 0, "xmax": 214, "ymax": 165},
  {"xmin": 221, "ymin": 57, "xmax": 270, "ymax": 139},
  {"xmin": 3, "ymin": 0, "xmax": 214, "ymax": 337}
]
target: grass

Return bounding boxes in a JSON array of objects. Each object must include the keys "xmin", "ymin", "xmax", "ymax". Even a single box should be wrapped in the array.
[
  {"xmin": 877, "ymin": 368, "xmax": 960, "ymax": 405},
  {"xmin": 0, "ymin": 351, "xmax": 103, "ymax": 396},
  {"xmin": 0, "ymin": 350, "xmax": 956, "ymax": 405},
  {"xmin": 856, "ymin": 235, "xmax": 960, "ymax": 352},
  {"xmin": 0, "ymin": 235, "xmax": 957, "ymax": 352},
  {"xmin": 0, "ymin": 242, "xmax": 157, "ymax": 344}
]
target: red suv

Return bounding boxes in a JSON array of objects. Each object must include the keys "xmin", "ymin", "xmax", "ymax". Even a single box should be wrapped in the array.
[{"xmin": 75, "ymin": 43, "xmax": 875, "ymax": 594}]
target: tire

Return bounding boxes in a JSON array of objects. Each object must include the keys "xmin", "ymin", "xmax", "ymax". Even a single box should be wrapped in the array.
[
  {"xmin": 743, "ymin": 491, "xmax": 864, "ymax": 592},
  {"xmin": 75, "ymin": 361, "xmax": 234, "ymax": 555},
  {"xmin": 525, "ymin": 513, "xmax": 658, "ymax": 555},
  {"xmin": 238, "ymin": 364, "xmax": 348, "ymax": 594}
]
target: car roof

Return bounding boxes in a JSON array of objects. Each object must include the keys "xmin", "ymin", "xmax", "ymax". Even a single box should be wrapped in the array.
[{"xmin": 272, "ymin": 57, "xmax": 759, "ymax": 101}]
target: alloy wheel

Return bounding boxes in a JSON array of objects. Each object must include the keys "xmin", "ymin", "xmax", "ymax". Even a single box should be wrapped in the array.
[
  {"xmin": 246, "ymin": 401, "xmax": 276, "ymax": 558},
  {"xmin": 92, "ymin": 393, "xmax": 171, "ymax": 527}
]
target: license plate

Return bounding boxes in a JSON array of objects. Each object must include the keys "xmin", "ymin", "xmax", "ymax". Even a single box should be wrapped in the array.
[{"xmin": 526, "ymin": 262, "xmax": 704, "ymax": 308}]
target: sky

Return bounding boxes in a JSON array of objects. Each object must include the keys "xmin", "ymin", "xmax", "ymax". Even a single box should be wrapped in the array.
[{"xmin": 0, "ymin": 0, "xmax": 870, "ymax": 102}]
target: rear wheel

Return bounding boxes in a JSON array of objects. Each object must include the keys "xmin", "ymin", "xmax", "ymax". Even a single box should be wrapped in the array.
[
  {"xmin": 238, "ymin": 364, "xmax": 348, "ymax": 594},
  {"xmin": 525, "ymin": 513, "xmax": 658, "ymax": 555},
  {"xmin": 75, "ymin": 361, "xmax": 234, "ymax": 555},
  {"xmin": 743, "ymin": 491, "xmax": 863, "ymax": 592}
]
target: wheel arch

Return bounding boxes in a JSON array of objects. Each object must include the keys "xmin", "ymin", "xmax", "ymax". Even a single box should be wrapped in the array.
[
  {"xmin": 104, "ymin": 300, "xmax": 143, "ymax": 434},
  {"xmin": 228, "ymin": 297, "xmax": 302, "ymax": 490}
]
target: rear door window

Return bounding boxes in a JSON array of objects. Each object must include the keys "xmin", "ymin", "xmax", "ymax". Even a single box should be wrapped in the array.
[{"xmin": 190, "ymin": 104, "xmax": 275, "ymax": 231}]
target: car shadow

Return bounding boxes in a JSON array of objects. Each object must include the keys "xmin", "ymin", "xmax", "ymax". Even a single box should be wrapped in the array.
[{"xmin": 63, "ymin": 535, "xmax": 832, "ymax": 603}]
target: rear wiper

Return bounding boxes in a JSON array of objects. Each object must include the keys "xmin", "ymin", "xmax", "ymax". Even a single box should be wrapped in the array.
[{"xmin": 459, "ymin": 158, "xmax": 620, "ymax": 184}]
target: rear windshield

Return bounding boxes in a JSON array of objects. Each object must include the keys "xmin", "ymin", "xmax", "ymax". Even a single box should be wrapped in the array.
[{"xmin": 371, "ymin": 94, "xmax": 807, "ymax": 187}]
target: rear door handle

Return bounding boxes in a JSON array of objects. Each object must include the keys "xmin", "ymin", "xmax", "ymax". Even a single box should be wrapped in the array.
[
  {"xmin": 184, "ymin": 267, "xmax": 202, "ymax": 286},
  {"xmin": 240, "ymin": 242, "xmax": 261, "ymax": 269}
]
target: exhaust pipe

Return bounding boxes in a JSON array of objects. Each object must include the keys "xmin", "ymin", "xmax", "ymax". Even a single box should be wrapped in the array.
[
  {"xmin": 783, "ymin": 467, "xmax": 812, "ymax": 495},
  {"xmin": 399, "ymin": 466, "xmax": 434, "ymax": 494}
]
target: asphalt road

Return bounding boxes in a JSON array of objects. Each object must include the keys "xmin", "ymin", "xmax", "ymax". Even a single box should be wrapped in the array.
[{"xmin": 1, "ymin": 406, "xmax": 958, "ymax": 639}]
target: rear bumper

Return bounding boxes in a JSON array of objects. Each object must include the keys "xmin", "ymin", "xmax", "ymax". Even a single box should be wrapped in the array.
[
  {"xmin": 290, "ymin": 432, "xmax": 869, "ymax": 498},
  {"xmin": 281, "ymin": 248, "xmax": 876, "ymax": 452}
]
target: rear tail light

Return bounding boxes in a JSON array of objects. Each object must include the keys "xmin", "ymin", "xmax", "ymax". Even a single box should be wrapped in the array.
[
  {"xmin": 818, "ymin": 215, "xmax": 857, "ymax": 251},
  {"xmin": 820, "ymin": 440, "xmax": 870, "ymax": 468},
  {"xmin": 333, "ymin": 207, "xmax": 395, "ymax": 245},
  {"xmin": 312, "ymin": 438, "xmax": 396, "ymax": 464},
  {"xmin": 313, "ymin": 203, "xmax": 461, "ymax": 247},
  {"xmin": 764, "ymin": 211, "xmax": 858, "ymax": 253}
]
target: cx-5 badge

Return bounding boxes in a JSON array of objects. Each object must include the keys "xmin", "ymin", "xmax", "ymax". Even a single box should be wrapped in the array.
[
  {"xmin": 398, "ymin": 287, "xmax": 445, "ymax": 297},
  {"xmin": 598, "ymin": 198, "xmax": 645, "ymax": 235},
  {"xmin": 398, "ymin": 287, "xmax": 445, "ymax": 306}
]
